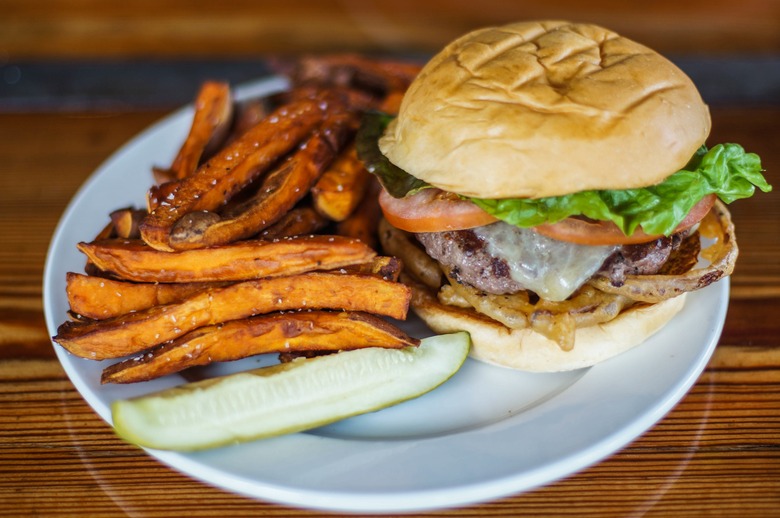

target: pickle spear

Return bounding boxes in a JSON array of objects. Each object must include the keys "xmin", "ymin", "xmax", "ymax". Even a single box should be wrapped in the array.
[{"xmin": 112, "ymin": 332, "xmax": 470, "ymax": 451}]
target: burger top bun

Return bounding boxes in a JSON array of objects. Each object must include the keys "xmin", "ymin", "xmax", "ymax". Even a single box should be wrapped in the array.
[{"xmin": 379, "ymin": 20, "xmax": 711, "ymax": 199}]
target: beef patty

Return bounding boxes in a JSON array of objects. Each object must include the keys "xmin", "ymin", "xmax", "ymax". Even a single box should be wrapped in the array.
[{"xmin": 416, "ymin": 222, "xmax": 683, "ymax": 296}]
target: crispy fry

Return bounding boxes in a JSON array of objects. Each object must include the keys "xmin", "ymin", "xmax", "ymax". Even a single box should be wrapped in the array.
[
  {"xmin": 65, "ymin": 272, "xmax": 221, "ymax": 319},
  {"xmin": 77, "ymin": 234, "xmax": 376, "ymax": 283},
  {"xmin": 85, "ymin": 208, "xmax": 146, "ymax": 274},
  {"xmin": 230, "ymin": 97, "xmax": 274, "ymax": 140},
  {"xmin": 379, "ymin": 90, "xmax": 406, "ymax": 115},
  {"xmin": 160, "ymin": 81, "xmax": 234, "ymax": 180},
  {"xmin": 282, "ymin": 54, "xmax": 422, "ymax": 93},
  {"xmin": 91, "ymin": 207, "xmax": 145, "ymax": 241},
  {"xmin": 101, "ymin": 311, "xmax": 419, "ymax": 383},
  {"xmin": 258, "ymin": 206, "xmax": 329, "ymax": 239},
  {"xmin": 54, "ymin": 271, "xmax": 413, "ymax": 360},
  {"xmin": 311, "ymin": 143, "xmax": 371, "ymax": 222},
  {"xmin": 277, "ymin": 84, "xmax": 380, "ymax": 114},
  {"xmin": 140, "ymin": 96, "xmax": 328, "ymax": 251},
  {"xmin": 344, "ymin": 255, "xmax": 402, "ymax": 282},
  {"xmin": 94, "ymin": 219, "xmax": 116, "ymax": 241},
  {"xmin": 109, "ymin": 208, "xmax": 146, "ymax": 239},
  {"xmin": 335, "ymin": 178, "xmax": 382, "ymax": 249},
  {"xmin": 168, "ymin": 109, "xmax": 358, "ymax": 249}
]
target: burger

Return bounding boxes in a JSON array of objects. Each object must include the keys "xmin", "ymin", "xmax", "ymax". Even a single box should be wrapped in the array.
[{"xmin": 357, "ymin": 21, "xmax": 771, "ymax": 371}]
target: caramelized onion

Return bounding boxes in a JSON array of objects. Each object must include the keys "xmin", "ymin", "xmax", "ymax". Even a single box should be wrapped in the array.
[
  {"xmin": 441, "ymin": 267, "xmax": 634, "ymax": 350},
  {"xmin": 588, "ymin": 200, "xmax": 737, "ymax": 303}
]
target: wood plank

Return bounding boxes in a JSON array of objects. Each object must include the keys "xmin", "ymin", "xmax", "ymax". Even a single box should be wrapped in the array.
[{"xmin": 0, "ymin": 0, "xmax": 777, "ymax": 58}]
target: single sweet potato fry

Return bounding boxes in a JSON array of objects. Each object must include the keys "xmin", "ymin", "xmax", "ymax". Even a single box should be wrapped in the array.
[
  {"xmin": 378, "ymin": 90, "xmax": 405, "ymax": 115},
  {"xmin": 110, "ymin": 208, "xmax": 147, "ymax": 239},
  {"xmin": 65, "ymin": 272, "xmax": 220, "ymax": 319},
  {"xmin": 168, "ymin": 109, "xmax": 358, "ymax": 249},
  {"xmin": 258, "ymin": 206, "xmax": 329, "ymax": 239},
  {"xmin": 283, "ymin": 54, "xmax": 422, "ymax": 94},
  {"xmin": 277, "ymin": 84, "xmax": 379, "ymax": 114},
  {"xmin": 93, "ymin": 220, "xmax": 115, "ymax": 241},
  {"xmin": 343, "ymin": 255, "xmax": 402, "ymax": 282},
  {"xmin": 161, "ymin": 81, "xmax": 234, "ymax": 180},
  {"xmin": 140, "ymin": 96, "xmax": 327, "ymax": 251},
  {"xmin": 90, "ymin": 207, "xmax": 145, "ymax": 241},
  {"xmin": 311, "ymin": 143, "xmax": 371, "ymax": 222},
  {"xmin": 77, "ymin": 234, "xmax": 375, "ymax": 283},
  {"xmin": 230, "ymin": 97, "xmax": 274, "ymax": 139},
  {"xmin": 84, "ymin": 208, "xmax": 146, "ymax": 274},
  {"xmin": 336, "ymin": 178, "xmax": 382, "ymax": 249},
  {"xmin": 53, "ymin": 271, "xmax": 412, "ymax": 360},
  {"xmin": 100, "ymin": 311, "xmax": 420, "ymax": 383}
]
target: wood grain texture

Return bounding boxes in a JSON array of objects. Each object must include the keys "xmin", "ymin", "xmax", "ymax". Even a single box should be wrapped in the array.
[
  {"xmin": 0, "ymin": 106, "xmax": 779, "ymax": 515},
  {"xmin": 0, "ymin": 0, "xmax": 778, "ymax": 59}
]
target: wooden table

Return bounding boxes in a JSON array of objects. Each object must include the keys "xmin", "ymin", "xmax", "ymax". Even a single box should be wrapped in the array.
[{"xmin": 1, "ymin": 62, "xmax": 779, "ymax": 516}]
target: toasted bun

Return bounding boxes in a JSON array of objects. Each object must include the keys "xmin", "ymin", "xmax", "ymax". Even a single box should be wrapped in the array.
[
  {"xmin": 379, "ymin": 20, "xmax": 711, "ymax": 198},
  {"xmin": 408, "ymin": 278, "xmax": 687, "ymax": 372}
]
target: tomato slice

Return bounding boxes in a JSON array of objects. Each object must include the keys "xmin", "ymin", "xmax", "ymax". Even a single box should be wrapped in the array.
[
  {"xmin": 533, "ymin": 194, "xmax": 717, "ymax": 245},
  {"xmin": 378, "ymin": 188, "xmax": 498, "ymax": 233},
  {"xmin": 379, "ymin": 186, "xmax": 716, "ymax": 245}
]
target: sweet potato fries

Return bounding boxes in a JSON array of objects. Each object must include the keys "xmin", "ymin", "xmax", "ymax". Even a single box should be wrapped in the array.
[
  {"xmin": 56, "ymin": 271, "xmax": 413, "ymax": 360},
  {"xmin": 52, "ymin": 55, "xmax": 424, "ymax": 384}
]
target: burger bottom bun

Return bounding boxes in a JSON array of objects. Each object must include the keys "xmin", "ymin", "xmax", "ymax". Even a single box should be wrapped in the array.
[{"xmin": 409, "ymin": 279, "xmax": 687, "ymax": 372}]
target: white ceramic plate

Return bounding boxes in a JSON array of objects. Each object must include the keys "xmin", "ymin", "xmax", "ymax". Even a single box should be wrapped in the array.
[{"xmin": 43, "ymin": 77, "xmax": 728, "ymax": 514}]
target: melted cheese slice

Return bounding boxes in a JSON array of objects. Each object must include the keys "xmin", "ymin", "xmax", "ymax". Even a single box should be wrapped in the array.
[{"xmin": 473, "ymin": 222, "xmax": 616, "ymax": 301}]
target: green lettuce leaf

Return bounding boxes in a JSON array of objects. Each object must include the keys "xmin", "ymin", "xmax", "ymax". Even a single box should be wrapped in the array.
[
  {"xmin": 471, "ymin": 144, "xmax": 771, "ymax": 235},
  {"xmin": 357, "ymin": 112, "xmax": 772, "ymax": 236},
  {"xmin": 356, "ymin": 112, "xmax": 431, "ymax": 198}
]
